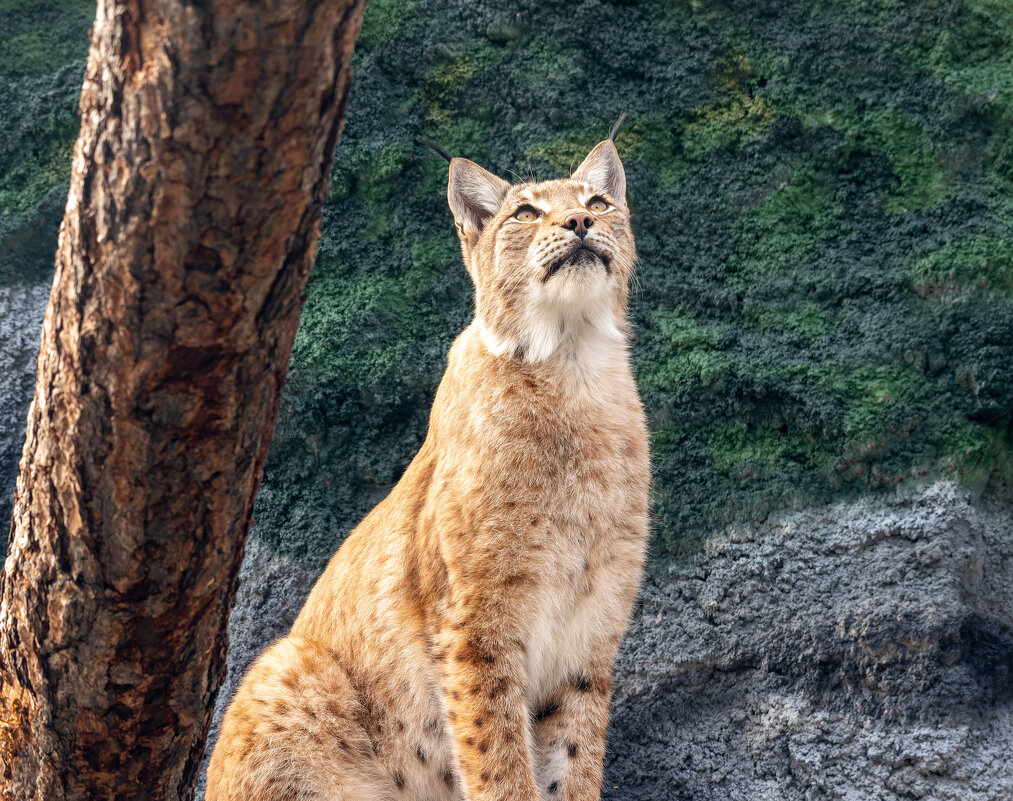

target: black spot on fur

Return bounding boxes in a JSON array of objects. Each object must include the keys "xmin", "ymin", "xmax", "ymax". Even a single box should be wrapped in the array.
[
  {"xmin": 548, "ymin": 780, "xmax": 559, "ymax": 793},
  {"xmin": 567, "ymin": 742, "xmax": 577, "ymax": 758},
  {"xmin": 393, "ymin": 771, "xmax": 405, "ymax": 790},
  {"xmin": 416, "ymin": 745, "xmax": 427, "ymax": 764},
  {"xmin": 533, "ymin": 702, "xmax": 559, "ymax": 722},
  {"xmin": 443, "ymin": 769, "xmax": 454, "ymax": 789},
  {"xmin": 572, "ymin": 675, "xmax": 592, "ymax": 693}
]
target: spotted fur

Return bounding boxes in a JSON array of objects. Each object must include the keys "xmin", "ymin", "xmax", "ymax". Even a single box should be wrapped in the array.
[{"xmin": 206, "ymin": 138, "xmax": 650, "ymax": 801}]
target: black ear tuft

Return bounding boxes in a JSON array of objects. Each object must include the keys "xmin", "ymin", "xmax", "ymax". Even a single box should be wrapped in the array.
[
  {"xmin": 609, "ymin": 112, "xmax": 628, "ymax": 143},
  {"xmin": 418, "ymin": 136, "xmax": 453, "ymax": 163}
]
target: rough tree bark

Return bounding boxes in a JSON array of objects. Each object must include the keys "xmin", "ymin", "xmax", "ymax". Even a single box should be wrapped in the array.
[{"xmin": 0, "ymin": 0, "xmax": 366, "ymax": 798}]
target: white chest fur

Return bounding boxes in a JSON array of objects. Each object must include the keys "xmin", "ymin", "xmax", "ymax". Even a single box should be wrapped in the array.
[{"xmin": 525, "ymin": 580, "xmax": 598, "ymax": 707}]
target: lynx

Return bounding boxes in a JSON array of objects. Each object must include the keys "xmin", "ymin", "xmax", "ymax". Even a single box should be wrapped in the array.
[{"xmin": 206, "ymin": 126, "xmax": 650, "ymax": 801}]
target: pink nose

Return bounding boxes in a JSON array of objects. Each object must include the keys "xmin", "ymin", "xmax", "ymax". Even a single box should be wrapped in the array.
[{"xmin": 563, "ymin": 212, "xmax": 593, "ymax": 239}]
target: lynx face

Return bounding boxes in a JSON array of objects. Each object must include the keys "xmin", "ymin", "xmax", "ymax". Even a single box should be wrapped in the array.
[{"xmin": 447, "ymin": 140, "xmax": 634, "ymax": 363}]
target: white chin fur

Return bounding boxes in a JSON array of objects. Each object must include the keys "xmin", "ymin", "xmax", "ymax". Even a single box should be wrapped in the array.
[
  {"xmin": 478, "ymin": 257, "xmax": 625, "ymax": 371},
  {"xmin": 484, "ymin": 274, "xmax": 623, "ymax": 375},
  {"xmin": 540, "ymin": 253, "xmax": 611, "ymax": 307},
  {"xmin": 524, "ymin": 268, "xmax": 616, "ymax": 360}
]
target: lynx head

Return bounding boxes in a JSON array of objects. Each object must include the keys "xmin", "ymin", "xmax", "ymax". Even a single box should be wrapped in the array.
[{"xmin": 445, "ymin": 136, "xmax": 634, "ymax": 364}]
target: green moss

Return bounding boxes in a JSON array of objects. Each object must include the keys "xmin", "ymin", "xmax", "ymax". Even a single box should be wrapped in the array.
[
  {"xmin": 524, "ymin": 53, "xmax": 772, "ymax": 194},
  {"xmin": 908, "ymin": 235, "xmax": 1013, "ymax": 298},
  {"xmin": 0, "ymin": 0, "xmax": 92, "ymax": 75},
  {"xmin": 649, "ymin": 425, "xmax": 681, "ymax": 462},
  {"xmin": 683, "ymin": 52, "xmax": 775, "ymax": 161},
  {"xmin": 411, "ymin": 233, "xmax": 458, "ymax": 275},
  {"xmin": 522, "ymin": 36, "xmax": 582, "ymax": 89},
  {"xmin": 938, "ymin": 421, "xmax": 1013, "ymax": 492},
  {"xmin": 329, "ymin": 141, "xmax": 410, "ymax": 203},
  {"xmin": 743, "ymin": 302, "xmax": 829, "ymax": 342},
  {"xmin": 812, "ymin": 365, "xmax": 930, "ymax": 440},
  {"xmin": 785, "ymin": 104, "xmax": 947, "ymax": 213},
  {"xmin": 706, "ymin": 421, "xmax": 828, "ymax": 472},
  {"xmin": 526, "ymin": 127, "xmax": 600, "ymax": 175},
  {"xmin": 613, "ymin": 54, "xmax": 775, "ymax": 194},
  {"xmin": 0, "ymin": 0, "xmax": 89, "ymax": 10},
  {"xmin": 732, "ymin": 363, "xmax": 930, "ymax": 457},
  {"xmin": 414, "ymin": 41, "xmax": 507, "ymax": 166},
  {"xmin": 745, "ymin": 21, "xmax": 951, "ymax": 216},
  {"xmin": 1, "ymin": 29, "xmax": 76, "ymax": 75},
  {"xmin": 0, "ymin": 112, "xmax": 76, "ymax": 215},
  {"xmin": 290, "ymin": 245, "xmax": 447, "ymax": 388},
  {"xmin": 991, "ymin": 127, "xmax": 1013, "ymax": 186},
  {"xmin": 0, "ymin": 0, "xmax": 90, "ymax": 228},
  {"xmin": 530, "ymin": 116, "xmax": 697, "ymax": 193},
  {"xmin": 328, "ymin": 142, "xmax": 411, "ymax": 240},
  {"xmin": 904, "ymin": 0, "xmax": 1013, "ymax": 114},
  {"xmin": 636, "ymin": 308, "xmax": 733, "ymax": 395},
  {"xmin": 729, "ymin": 166, "xmax": 845, "ymax": 286},
  {"xmin": 424, "ymin": 40, "xmax": 508, "ymax": 127},
  {"xmin": 355, "ymin": 0, "xmax": 417, "ymax": 52},
  {"xmin": 804, "ymin": 0, "xmax": 1013, "ymax": 117},
  {"xmin": 624, "ymin": 118, "xmax": 695, "ymax": 192},
  {"xmin": 683, "ymin": 93, "xmax": 773, "ymax": 160},
  {"xmin": 690, "ymin": 362, "xmax": 969, "ymax": 536},
  {"xmin": 426, "ymin": 117, "xmax": 490, "ymax": 164},
  {"xmin": 863, "ymin": 109, "xmax": 948, "ymax": 213}
]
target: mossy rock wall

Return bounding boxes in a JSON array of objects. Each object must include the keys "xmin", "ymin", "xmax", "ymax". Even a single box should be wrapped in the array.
[
  {"xmin": 2, "ymin": 0, "xmax": 1011, "ymax": 566},
  {"xmin": 264, "ymin": 0, "xmax": 1013, "ymax": 568}
]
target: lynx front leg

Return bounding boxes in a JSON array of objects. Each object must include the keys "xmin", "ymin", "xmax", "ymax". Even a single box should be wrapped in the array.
[
  {"xmin": 532, "ymin": 670, "xmax": 613, "ymax": 801},
  {"xmin": 438, "ymin": 630, "xmax": 541, "ymax": 801}
]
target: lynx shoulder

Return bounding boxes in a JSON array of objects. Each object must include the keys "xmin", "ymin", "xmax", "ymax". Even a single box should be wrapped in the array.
[{"xmin": 206, "ymin": 132, "xmax": 650, "ymax": 801}]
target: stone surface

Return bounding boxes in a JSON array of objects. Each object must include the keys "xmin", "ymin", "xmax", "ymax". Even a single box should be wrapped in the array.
[
  {"xmin": 605, "ymin": 482, "xmax": 1012, "ymax": 800},
  {"xmin": 0, "ymin": 282, "xmax": 50, "ymax": 530},
  {"xmin": 195, "ymin": 538, "xmax": 316, "ymax": 800}
]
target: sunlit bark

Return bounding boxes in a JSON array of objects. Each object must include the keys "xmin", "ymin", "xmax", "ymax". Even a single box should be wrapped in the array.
[{"xmin": 0, "ymin": 0, "xmax": 366, "ymax": 797}]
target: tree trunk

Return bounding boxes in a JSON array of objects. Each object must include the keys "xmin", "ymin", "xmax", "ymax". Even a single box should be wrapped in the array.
[{"xmin": 0, "ymin": 0, "xmax": 366, "ymax": 797}]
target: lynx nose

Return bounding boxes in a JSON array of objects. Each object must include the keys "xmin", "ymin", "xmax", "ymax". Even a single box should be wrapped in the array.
[{"xmin": 563, "ymin": 212, "xmax": 593, "ymax": 239}]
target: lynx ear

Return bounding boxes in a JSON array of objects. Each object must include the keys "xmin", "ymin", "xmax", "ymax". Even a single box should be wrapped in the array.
[
  {"xmin": 572, "ymin": 140, "xmax": 626, "ymax": 206},
  {"xmin": 448, "ymin": 158, "xmax": 511, "ymax": 242}
]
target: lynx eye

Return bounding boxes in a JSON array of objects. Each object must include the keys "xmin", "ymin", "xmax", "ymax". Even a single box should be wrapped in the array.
[
  {"xmin": 588, "ymin": 197, "xmax": 609, "ymax": 214},
  {"xmin": 512, "ymin": 206, "xmax": 541, "ymax": 223}
]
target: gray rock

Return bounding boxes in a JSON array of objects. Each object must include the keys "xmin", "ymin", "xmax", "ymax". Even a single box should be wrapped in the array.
[
  {"xmin": 0, "ymin": 281, "xmax": 51, "ymax": 542},
  {"xmin": 605, "ymin": 483, "xmax": 1012, "ymax": 800},
  {"xmin": 195, "ymin": 537, "xmax": 316, "ymax": 800},
  {"xmin": 198, "ymin": 482, "xmax": 1012, "ymax": 800}
]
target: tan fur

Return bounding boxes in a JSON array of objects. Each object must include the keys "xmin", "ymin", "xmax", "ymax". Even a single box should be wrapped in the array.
[{"xmin": 207, "ymin": 139, "xmax": 650, "ymax": 801}]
